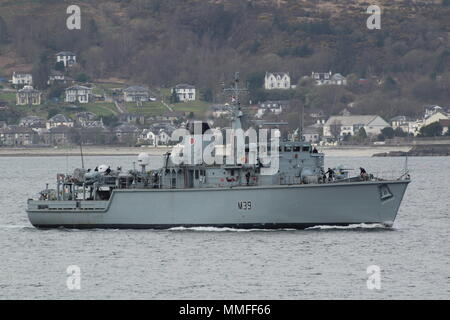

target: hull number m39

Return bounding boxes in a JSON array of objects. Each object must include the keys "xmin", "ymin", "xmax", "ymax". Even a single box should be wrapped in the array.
[{"xmin": 238, "ymin": 201, "xmax": 252, "ymax": 210}]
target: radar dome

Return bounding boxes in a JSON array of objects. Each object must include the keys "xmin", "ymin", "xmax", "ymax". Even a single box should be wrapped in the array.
[
  {"xmin": 137, "ymin": 153, "xmax": 151, "ymax": 166},
  {"xmin": 98, "ymin": 164, "xmax": 108, "ymax": 173}
]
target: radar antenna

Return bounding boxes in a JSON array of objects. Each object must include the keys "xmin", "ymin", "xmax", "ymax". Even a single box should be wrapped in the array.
[{"xmin": 223, "ymin": 72, "xmax": 248, "ymax": 130}]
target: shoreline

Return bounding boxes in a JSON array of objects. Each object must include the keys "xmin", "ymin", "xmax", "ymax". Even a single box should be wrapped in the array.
[{"xmin": 0, "ymin": 145, "xmax": 414, "ymax": 157}]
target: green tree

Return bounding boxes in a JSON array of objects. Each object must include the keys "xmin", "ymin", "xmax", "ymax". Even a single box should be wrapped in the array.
[
  {"xmin": 394, "ymin": 127, "xmax": 407, "ymax": 137},
  {"xmin": 32, "ymin": 54, "xmax": 50, "ymax": 90},
  {"xmin": 200, "ymin": 88, "xmax": 213, "ymax": 102},
  {"xmin": 170, "ymin": 89, "xmax": 179, "ymax": 103},
  {"xmin": 356, "ymin": 127, "xmax": 367, "ymax": 142},
  {"xmin": 0, "ymin": 16, "xmax": 8, "ymax": 44},
  {"xmin": 380, "ymin": 127, "xmax": 395, "ymax": 139},
  {"xmin": 76, "ymin": 73, "xmax": 89, "ymax": 83},
  {"xmin": 47, "ymin": 108, "xmax": 59, "ymax": 119},
  {"xmin": 420, "ymin": 122, "xmax": 443, "ymax": 137},
  {"xmin": 54, "ymin": 61, "xmax": 65, "ymax": 72}
]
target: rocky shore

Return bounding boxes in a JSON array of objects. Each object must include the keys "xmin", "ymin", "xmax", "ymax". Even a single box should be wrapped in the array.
[{"xmin": 373, "ymin": 144, "xmax": 450, "ymax": 157}]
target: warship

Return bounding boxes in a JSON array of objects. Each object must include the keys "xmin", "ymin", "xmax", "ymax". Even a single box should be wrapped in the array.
[{"xmin": 26, "ymin": 74, "xmax": 410, "ymax": 229}]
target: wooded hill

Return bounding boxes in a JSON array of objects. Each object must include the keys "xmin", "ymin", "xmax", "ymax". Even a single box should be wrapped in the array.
[{"xmin": 1, "ymin": 0, "xmax": 450, "ymax": 120}]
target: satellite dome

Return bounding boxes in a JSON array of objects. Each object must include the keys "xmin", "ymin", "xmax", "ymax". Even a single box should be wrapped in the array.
[
  {"xmin": 137, "ymin": 153, "xmax": 150, "ymax": 166},
  {"xmin": 98, "ymin": 164, "xmax": 108, "ymax": 173}
]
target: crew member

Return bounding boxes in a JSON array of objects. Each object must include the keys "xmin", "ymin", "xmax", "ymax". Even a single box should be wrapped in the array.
[
  {"xmin": 325, "ymin": 168, "xmax": 335, "ymax": 181},
  {"xmin": 245, "ymin": 171, "xmax": 251, "ymax": 185},
  {"xmin": 360, "ymin": 167, "xmax": 368, "ymax": 181}
]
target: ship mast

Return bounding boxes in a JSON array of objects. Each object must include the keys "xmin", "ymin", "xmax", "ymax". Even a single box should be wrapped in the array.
[{"xmin": 223, "ymin": 72, "xmax": 248, "ymax": 130}]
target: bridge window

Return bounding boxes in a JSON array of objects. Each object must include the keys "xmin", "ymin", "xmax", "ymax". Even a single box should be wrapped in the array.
[
  {"xmin": 302, "ymin": 146, "xmax": 310, "ymax": 152},
  {"xmin": 293, "ymin": 146, "xmax": 301, "ymax": 152},
  {"xmin": 284, "ymin": 146, "xmax": 292, "ymax": 152}
]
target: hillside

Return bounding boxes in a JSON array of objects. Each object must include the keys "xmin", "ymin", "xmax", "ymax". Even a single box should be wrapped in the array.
[{"xmin": 1, "ymin": 0, "xmax": 450, "ymax": 122}]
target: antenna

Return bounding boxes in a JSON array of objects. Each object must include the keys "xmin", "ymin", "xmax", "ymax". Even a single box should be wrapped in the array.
[{"xmin": 79, "ymin": 130, "xmax": 85, "ymax": 169}]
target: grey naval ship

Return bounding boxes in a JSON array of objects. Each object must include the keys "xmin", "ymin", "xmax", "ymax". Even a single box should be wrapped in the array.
[{"xmin": 26, "ymin": 76, "xmax": 410, "ymax": 230}]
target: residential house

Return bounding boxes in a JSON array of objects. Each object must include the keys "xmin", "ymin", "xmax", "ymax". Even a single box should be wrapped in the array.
[
  {"xmin": 56, "ymin": 51, "xmax": 77, "ymax": 67},
  {"xmin": 173, "ymin": 84, "xmax": 196, "ymax": 101},
  {"xmin": 123, "ymin": 86, "xmax": 150, "ymax": 102},
  {"xmin": 264, "ymin": 72, "xmax": 291, "ymax": 90},
  {"xmin": 0, "ymin": 126, "xmax": 38, "ymax": 146},
  {"xmin": 43, "ymin": 125, "xmax": 73, "ymax": 145},
  {"xmin": 114, "ymin": 124, "xmax": 140, "ymax": 144},
  {"xmin": 46, "ymin": 114, "xmax": 74, "ymax": 129},
  {"xmin": 138, "ymin": 129, "xmax": 157, "ymax": 146},
  {"xmin": 301, "ymin": 126, "xmax": 321, "ymax": 143},
  {"xmin": 47, "ymin": 71, "xmax": 74, "ymax": 85},
  {"xmin": 323, "ymin": 115, "xmax": 390, "ymax": 139},
  {"xmin": 390, "ymin": 116, "xmax": 416, "ymax": 133},
  {"xmin": 311, "ymin": 71, "xmax": 347, "ymax": 86},
  {"xmin": 423, "ymin": 110, "xmax": 449, "ymax": 126},
  {"xmin": 11, "ymin": 72, "xmax": 32, "ymax": 87},
  {"xmin": 65, "ymin": 85, "xmax": 92, "ymax": 104},
  {"xmin": 19, "ymin": 116, "xmax": 46, "ymax": 128},
  {"xmin": 424, "ymin": 105, "xmax": 444, "ymax": 118},
  {"xmin": 256, "ymin": 100, "xmax": 288, "ymax": 118},
  {"xmin": 16, "ymin": 86, "xmax": 41, "ymax": 105}
]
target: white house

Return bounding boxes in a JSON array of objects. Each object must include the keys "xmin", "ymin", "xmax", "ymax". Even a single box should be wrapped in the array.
[
  {"xmin": 11, "ymin": 72, "xmax": 33, "ymax": 87},
  {"xmin": 16, "ymin": 86, "xmax": 41, "ymax": 105},
  {"xmin": 256, "ymin": 100, "xmax": 288, "ymax": 118},
  {"xmin": 56, "ymin": 51, "xmax": 76, "ymax": 67},
  {"xmin": 173, "ymin": 84, "xmax": 196, "ymax": 101},
  {"xmin": 65, "ymin": 85, "xmax": 92, "ymax": 104},
  {"xmin": 123, "ymin": 86, "xmax": 149, "ymax": 102},
  {"xmin": 264, "ymin": 72, "xmax": 291, "ymax": 90},
  {"xmin": 323, "ymin": 115, "xmax": 390, "ymax": 139},
  {"xmin": 423, "ymin": 110, "xmax": 448, "ymax": 126},
  {"xmin": 311, "ymin": 71, "xmax": 347, "ymax": 86},
  {"xmin": 46, "ymin": 114, "xmax": 74, "ymax": 129},
  {"xmin": 301, "ymin": 126, "xmax": 321, "ymax": 143},
  {"xmin": 47, "ymin": 71, "xmax": 73, "ymax": 85}
]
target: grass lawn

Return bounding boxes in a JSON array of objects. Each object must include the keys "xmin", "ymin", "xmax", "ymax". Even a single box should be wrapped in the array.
[
  {"xmin": 0, "ymin": 92, "xmax": 17, "ymax": 104},
  {"xmin": 125, "ymin": 99, "xmax": 210, "ymax": 116}
]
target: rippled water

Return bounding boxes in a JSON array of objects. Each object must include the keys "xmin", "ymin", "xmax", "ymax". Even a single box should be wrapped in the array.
[{"xmin": 0, "ymin": 155, "xmax": 449, "ymax": 299}]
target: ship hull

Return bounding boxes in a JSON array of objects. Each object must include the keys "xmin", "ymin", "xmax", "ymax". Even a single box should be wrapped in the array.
[{"xmin": 27, "ymin": 180, "xmax": 409, "ymax": 229}]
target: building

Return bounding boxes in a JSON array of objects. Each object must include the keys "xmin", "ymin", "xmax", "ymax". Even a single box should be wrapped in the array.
[
  {"xmin": 19, "ymin": 116, "xmax": 46, "ymax": 128},
  {"xmin": 301, "ymin": 126, "xmax": 321, "ymax": 143},
  {"xmin": 65, "ymin": 85, "xmax": 92, "ymax": 104},
  {"xmin": 311, "ymin": 71, "xmax": 347, "ymax": 86},
  {"xmin": 0, "ymin": 126, "xmax": 38, "ymax": 146},
  {"xmin": 123, "ymin": 86, "xmax": 150, "ymax": 102},
  {"xmin": 423, "ymin": 110, "xmax": 448, "ymax": 126},
  {"xmin": 46, "ymin": 114, "xmax": 74, "ymax": 129},
  {"xmin": 16, "ymin": 86, "xmax": 41, "ymax": 105},
  {"xmin": 173, "ymin": 84, "xmax": 196, "ymax": 101},
  {"xmin": 390, "ymin": 116, "xmax": 417, "ymax": 134},
  {"xmin": 114, "ymin": 124, "xmax": 140, "ymax": 144},
  {"xmin": 323, "ymin": 115, "xmax": 390, "ymax": 139},
  {"xmin": 47, "ymin": 71, "xmax": 74, "ymax": 85},
  {"xmin": 11, "ymin": 72, "xmax": 32, "ymax": 87},
  {"xmin": 264, "ymin": 72, "xmax": 291, "ymax": 90},
  {"xmin": 43, "ymin": 125, "xmax": 73, "ymax": 145},
  {"xmin": 56, "ymin": 51, "xmax": 76, "ymax": 67},
  {"xmin": 256, "ymin": 100, "xmax": 288, "ymax": 118}
]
